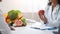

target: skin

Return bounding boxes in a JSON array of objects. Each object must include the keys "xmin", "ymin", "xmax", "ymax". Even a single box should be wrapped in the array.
[{"xmin": 39, "ymin": 0, "xmax": 58, "ymax": 24}]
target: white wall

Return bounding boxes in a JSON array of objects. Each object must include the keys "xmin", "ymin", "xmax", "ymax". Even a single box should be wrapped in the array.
[
  {"xmin": 0, "ymin": 0, "xmax": 32, "ymax": 13},
  {"xmin": 0, "ymin": 0, "xmax": 48, "ymax": 13},
  {"xmin": 0, "ymin": 0, "xmax": 48, "ymax": 22}
]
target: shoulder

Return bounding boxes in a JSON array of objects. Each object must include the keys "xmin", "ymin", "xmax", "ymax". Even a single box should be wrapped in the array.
[
  {"xmin": 44, "ymin": 5, "xmax": 51, "ymax": 14},
  {"xmin": 44, "ymin": 5, "xmax": 50, "ymax": 11}
]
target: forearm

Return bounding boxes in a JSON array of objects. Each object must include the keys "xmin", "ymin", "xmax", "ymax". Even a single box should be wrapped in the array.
[
  {"xmin": 47, "ymin": 21, "xmax": 60, "ymax": 27},
  {"xmin": 40, "ymin": 15, "xmax": 47, "ymax": 24}
]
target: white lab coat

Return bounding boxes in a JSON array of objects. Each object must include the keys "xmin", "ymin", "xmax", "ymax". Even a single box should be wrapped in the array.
[
  {"xmin": 0, "ymin": 10, "xmax": 11, "ymax": 34},
  {"xmin": 44, "ymin": 4, "xmax": 60, "ymax": 27}
]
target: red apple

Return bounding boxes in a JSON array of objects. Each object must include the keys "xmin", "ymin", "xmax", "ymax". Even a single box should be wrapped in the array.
[{"xmin": 38, "ymin": 10, "xmax": 44, "ymax": 15}]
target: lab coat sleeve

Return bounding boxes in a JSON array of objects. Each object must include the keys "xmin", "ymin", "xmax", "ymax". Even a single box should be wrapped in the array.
[
  {"xmin": 44, "ymin": 5, "xmax": 49, "ymax": 22},
  {"xmin": 0, "ymin": 10, "xmax": 11, "ymax": 34},
  {"xmin": 44, "ymin": 5, "xmax": 50, "ymax": 17}
]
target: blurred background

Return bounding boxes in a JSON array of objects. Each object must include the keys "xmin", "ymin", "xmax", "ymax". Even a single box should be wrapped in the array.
[{"xmin": 0, "ymin": 0, "xmax": 48, "ymax": 22}]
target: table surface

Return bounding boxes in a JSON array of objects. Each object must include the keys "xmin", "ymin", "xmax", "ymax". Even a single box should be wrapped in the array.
[{"xmin": 11, "ymin": 23, "xmax": 58, "ymax": 34}]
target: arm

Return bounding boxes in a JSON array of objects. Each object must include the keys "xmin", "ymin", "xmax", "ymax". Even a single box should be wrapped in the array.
[
  {"xmin": 39, "ymin": 15, "xmax": 47, "ymax": 24},
  {"xmin": 38, "ymin": 5, "xmax": 50, "ymax": 24}
]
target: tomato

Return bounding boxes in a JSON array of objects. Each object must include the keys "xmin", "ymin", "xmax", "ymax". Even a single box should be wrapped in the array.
[{"xmin": 5, "ymin": 16, "xmax": 10, "ymax": 24}]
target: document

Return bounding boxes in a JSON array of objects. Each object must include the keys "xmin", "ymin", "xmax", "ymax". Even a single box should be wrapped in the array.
[{"xmin": 30, "ymin": 22, "xmax": 57, "ymax": 30}]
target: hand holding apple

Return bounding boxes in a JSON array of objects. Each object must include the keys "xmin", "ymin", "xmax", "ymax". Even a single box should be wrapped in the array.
[{"xmin": 38, "ymin": 10, "xmax": 47, "ymax": 24}]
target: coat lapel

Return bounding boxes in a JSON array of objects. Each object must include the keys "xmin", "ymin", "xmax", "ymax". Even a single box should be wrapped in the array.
[{"xmin": 52, "ymin": 4, "xmax": 59, "ymax": 20}]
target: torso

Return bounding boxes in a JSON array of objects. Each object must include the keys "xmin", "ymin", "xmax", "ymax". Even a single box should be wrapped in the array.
[{"xmin": 45, "ymin": 4, "xmax": 60, "ymax": 27}]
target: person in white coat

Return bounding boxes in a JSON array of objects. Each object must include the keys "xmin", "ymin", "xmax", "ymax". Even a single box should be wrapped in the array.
[
  {"xmin": 0, "ymin": 10, "xmax": 11, "ymax": 34},
  {"xmin": 39, "ymin": 0, "xmax": 60, "ymax": 27}
]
